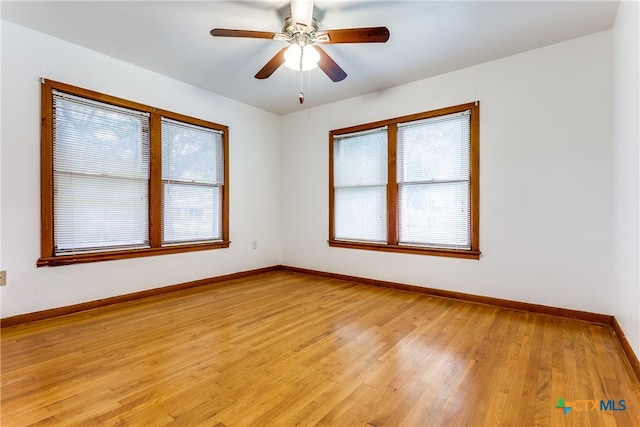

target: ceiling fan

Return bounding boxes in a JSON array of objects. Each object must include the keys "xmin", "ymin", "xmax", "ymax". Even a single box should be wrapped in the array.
[{"xmin": 210, "ymin": 0, "xmax": 390, "ymax": 83}]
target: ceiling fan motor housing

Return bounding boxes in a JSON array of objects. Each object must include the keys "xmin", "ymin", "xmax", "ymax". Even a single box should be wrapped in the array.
[
  {"xmin": 276, "ymin": 17, "xmax": 330, "ymax": 46},
  {"xmin": 284, "ymin": 16, "xmax": 318, "ymax": 34}
]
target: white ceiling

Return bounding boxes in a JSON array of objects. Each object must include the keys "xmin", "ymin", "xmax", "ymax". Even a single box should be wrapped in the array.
[{"xmin": 1, "ymin": 1, "xmax": 619, "ymax": 115}]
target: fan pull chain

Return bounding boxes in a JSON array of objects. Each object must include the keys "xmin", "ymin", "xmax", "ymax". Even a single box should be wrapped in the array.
[
  {"xmin": 307, "ymin": 69, "xmax": 312, "ymax": 118},
  {"xmin": 298, "ymin": 52, "xmax": 305, "ymax": 104},
  {"xmin": 299, "ymin": 70, "xmax": 304, "ymax": 104}
]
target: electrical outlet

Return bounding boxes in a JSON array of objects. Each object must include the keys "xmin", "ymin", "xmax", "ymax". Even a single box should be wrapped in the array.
[{"xmin": 0, "ymin": 271, "xmax": 6, "ymax": 286}]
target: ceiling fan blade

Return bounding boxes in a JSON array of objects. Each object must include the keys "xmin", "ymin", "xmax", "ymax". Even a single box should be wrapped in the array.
[
  {"xmin": 255, "ymin": 47, "xmax": 288, "ymax": 79},
  {"xmin": 315, "ymin": 46, "xmax": 347, "ymax": 82},
  {"xmin": 210, "ymin": 28, "xmax": 276, "ymax": 39},
  {"xmin": 291, "ymin": 0, "xmax": 314, "ymax": 27},
  {"xmin": 319, "ymin": 27, "xmax": 390, "ymax": 44}
]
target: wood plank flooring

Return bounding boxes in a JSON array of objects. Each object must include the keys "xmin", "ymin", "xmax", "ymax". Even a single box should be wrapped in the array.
[{"xmin": 2, "ymin": 270, "xmax": 639, "ymax": 426}]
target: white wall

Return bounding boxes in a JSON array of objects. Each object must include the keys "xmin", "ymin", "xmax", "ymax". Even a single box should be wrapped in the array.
[
  {"xmin": 613, "ymin": 0, "xmax": 640, "ymax": 357},
  {"xmin": 281, "ymin": 31, "xmax": 614, "ymax": 315},
  {"xmin": 0, "ymin": 21, "xmax": 282, "ymax": 318},
  {"xmin": 1, "ymin": 17, "xmax": 630, "ymax": 342},
  {"xmin": 0, "ymin": 20, "xmax": 4, "ymax": 282}
]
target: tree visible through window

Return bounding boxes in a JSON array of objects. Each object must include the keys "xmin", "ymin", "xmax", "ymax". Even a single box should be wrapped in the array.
[{"xmin": 329, "ymin": 102, "xmax": 479, "ymax": 259}]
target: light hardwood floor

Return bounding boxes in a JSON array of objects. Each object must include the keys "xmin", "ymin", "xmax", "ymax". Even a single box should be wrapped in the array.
[{"xmin": 2, "ymin": 270, "xmax": 639, "ymax": 426}]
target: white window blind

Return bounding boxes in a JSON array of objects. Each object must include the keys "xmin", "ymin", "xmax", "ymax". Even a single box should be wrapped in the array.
[
  {"xmin": 161, "ymin": 118, "xmax": 224, "ymax": 244},
  {"xmin": 333, "ymin": 128, "xmax": 388, "ymax": 243},
  {"xmin": 397, "ymin": 110, "xmax": 471, "ymax": 249},
  {"xmin": 52, "ymin": 90, "xmax": 150, "ymax": 254}
]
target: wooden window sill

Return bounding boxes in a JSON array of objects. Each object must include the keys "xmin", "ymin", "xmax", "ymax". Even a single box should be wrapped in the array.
[
  {"xmin": 328, "ymin": 240, "xmax": 480, "ymax": 260},
  {"xmin": 37, "ymin": 241, "xmax": 231, "ymax": 267}
]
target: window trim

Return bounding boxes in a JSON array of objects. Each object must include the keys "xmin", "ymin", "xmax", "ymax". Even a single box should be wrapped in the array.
[
  {"xmin": 38, "ymin": 79, "xmax": 230, "ymax": 267},
  {"xmin": 328, "ymin": 102, "xmax": 480, "ymax": 260}
]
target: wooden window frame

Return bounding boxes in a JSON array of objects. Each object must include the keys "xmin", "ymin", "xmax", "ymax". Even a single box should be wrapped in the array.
[
  {"xmin": 38, "ymin": 79, "xmax": 230, "ymax": 267},
  {"xmin": 329, "ymin": 102, "xmax": 480, "ymax": 260}
]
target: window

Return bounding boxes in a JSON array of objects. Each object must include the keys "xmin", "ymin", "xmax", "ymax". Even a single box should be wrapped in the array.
[
  {"xmin": 333, "ymin": 127, "xmax": 388, "ymax": 243},
  {"xmin": 161, "ymin": 118, "xmax": 224, "ymax": 245},
  {"xmin": 329, "ymin": 102, "xmax": 479, "ymax": 259},
  {"xmin": 39, "ymin": 80, "xmax": 229, "ymax": 266}
]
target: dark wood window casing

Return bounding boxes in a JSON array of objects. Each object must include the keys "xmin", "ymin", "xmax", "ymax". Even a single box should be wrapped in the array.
[
  {"xmin": 39, "ymin": 79, "xmax": 230, "ymax": 266},
  {"xmin": 329, "ymin": 102, "xmax": 480, "ymax": 260}
]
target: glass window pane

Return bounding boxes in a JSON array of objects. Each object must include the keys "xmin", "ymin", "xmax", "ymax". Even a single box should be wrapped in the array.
[
  {"xmin": 162, "ymin": 119, "xmax": 223, "ymax": 184},
  {"xmin": 334, "ymin": 129, "xmax": 387, "ymax": 187},
  {"xmin": 398, "ymin": 112, "xmax": 470, "ymax": 183},
  {"xmin": 398, "ymin": 182, "xmax": 470, "ymax": 249},
  {"xmin": 161, "ymin": 118, "xmax": 224, "ymax": 245},
  {"xmin": 163, "ymin": 183, "xmax": 221, "ymax": 243},
  {"xmin": 334, "ymin": 186, "xmax": 387, "ymax": 243},
  {"xmin": 54, "ymin": 174, "xmax": 149, "ymax": 252},
  {"xmin": 54, "ymin": 98, "xmax": 148, "ymax": 178},
  {"xmin": 52, "ymin": 92, "xmax": 150, "ymax": 255}
]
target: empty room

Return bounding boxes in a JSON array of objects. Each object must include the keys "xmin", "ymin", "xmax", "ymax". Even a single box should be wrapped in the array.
[{"xmin": 1, "ymin": 0, "xmax": 639, "ymax": 425}]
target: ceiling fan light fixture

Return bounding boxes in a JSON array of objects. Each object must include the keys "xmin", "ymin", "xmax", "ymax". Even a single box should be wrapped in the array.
[{"xmin": 283, "ymin": 44, "xmax": 320, "ymax": 71}]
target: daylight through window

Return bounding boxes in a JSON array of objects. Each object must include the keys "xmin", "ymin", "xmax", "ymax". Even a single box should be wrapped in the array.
[
  {"xmin": 329, "ymin": 102, "xmax": 479, "ymax": 259},
  {"xmin": 39, "ymin": 80, "xmax": 229, "ymax": 266}
]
